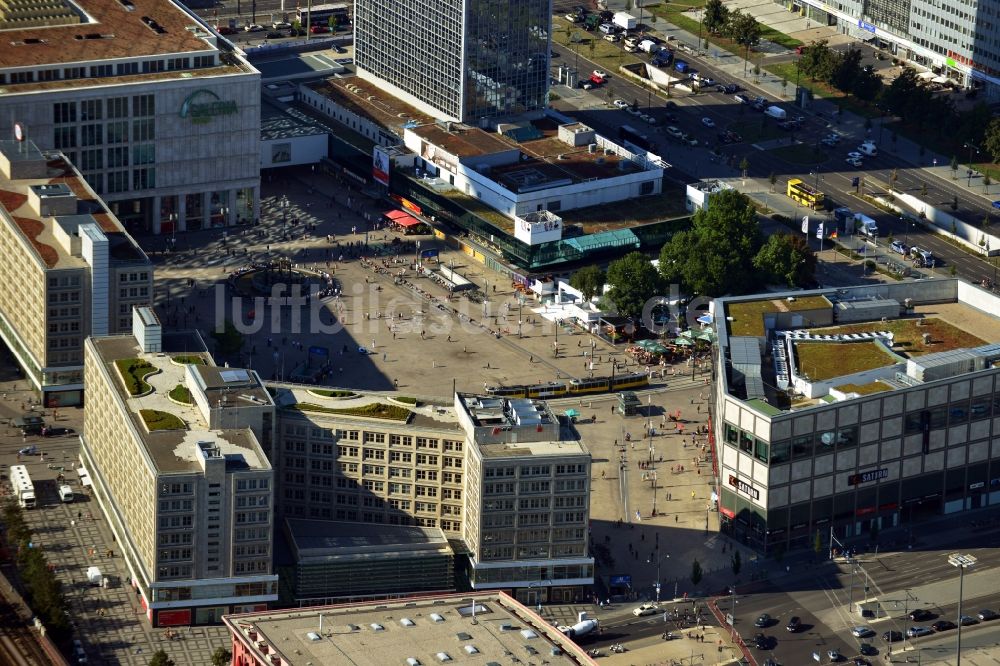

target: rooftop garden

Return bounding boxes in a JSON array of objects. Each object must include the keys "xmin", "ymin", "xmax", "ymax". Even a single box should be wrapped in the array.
[
  {"xmin": 172, "ymin": 355, "xmax": 206, "ymax": 365},
  {"xmin": 139, "ymin": 409, "xmax": 186, "ymax": 432},
  {"xmin": 834, "ymin": 381, "xmax": 893, "ymax": 396},
  {"xmin": 811, "ymin": 317, "xmax": 986, "ymax": 356},
  {"xmin": 726, "ymin": 295, "xmax": 831, "ymax": 337},
  {"xmin": 168, "ymin": 384, "xmax": 193, "ymax": 405},
  {"xmin": 794, "ymin": 341, "xmax": 899, "ymax": 382},
  {"xmin": 115, "ymin": 358, "xmax": 157, "ymax": 396},
  {"xmin": 288, "ymin": 402, "xmax": 412, "ymax": 422},
  {"xmin": 394, "ymin": 396, "xmax": 418, "ymax": 405}
]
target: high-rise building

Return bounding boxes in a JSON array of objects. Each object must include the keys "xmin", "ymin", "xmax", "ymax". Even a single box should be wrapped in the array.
[
  {"xmin": 270, "ymin": 386, "xmax": 593, "ymax": 606},
  {"xmin": 81, "ymin": 315, "xmax": 278, "ymax": 626},
  {"xmin": 354, "ymin": 0, "xmax": 551, "ymax": 122},
  {"xmin": 0, "ymin": 139, "xmax": 151, "ymax": 406},
  {"xmin": 0, "ymin": 0, "xmax": 261, "ymax": 234},
  {"xmin": 797, "ymin": 0, "xmax": 1000, "ymax": 97}
]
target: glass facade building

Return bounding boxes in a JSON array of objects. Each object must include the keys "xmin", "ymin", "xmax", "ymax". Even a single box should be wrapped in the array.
[{"xmin": 355, "ymin": 0, "xmax": 551, "ymax": 122}]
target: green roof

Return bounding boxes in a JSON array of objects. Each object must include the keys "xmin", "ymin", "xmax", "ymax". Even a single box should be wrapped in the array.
[
  {"xmin": 726, "ymin": 295, "xmax": 831, "ymax": 337},
  {"xmin": 745, "ymin": 398, "xmax": 783, "ymax": 416}
]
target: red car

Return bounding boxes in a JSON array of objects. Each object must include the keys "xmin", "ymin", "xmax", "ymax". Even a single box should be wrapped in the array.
[
  {"xmin": 217, "ymin": 25, "xmax": 236, "ymax": 35},
  {"xmin": 309, "ymin": 24, "xmax": 330, "ymax": 33}
]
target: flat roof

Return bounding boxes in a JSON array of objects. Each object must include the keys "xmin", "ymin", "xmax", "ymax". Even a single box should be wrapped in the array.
[
  {"xmin": 224, "ymin": 592, "xmax": 595, "ymax": 666},
  {"xmin": 726, "ymin": 295, "xmax": 832, "ymax": 337},
  {"xmin": 0, "ymin": 145, "xmax": 147, "ymax": 269},
  {"xmin": 0, "ymin": 0, "xmax": 220, "ymax": 70},
  {"xmin": 308, "ymin": 76, "xmax": 436, "ymax": 134},
  {"xmin": 478, "ymin": 438, "xmax": 589, "ymax": 458},
  {"xmin": 89, "ymin": 335, "xmax": 270, "ymax": 474},
  {"xmin": 261, "ymin": 99, "xmax": 328, "ymax": 142},
  {"xmin": 286, "ymin": 518, "xmax": 452, "ymax": 560},
  {"xmin": 274, "ymin": 385, "xmax": 464, "ymax": 433}
]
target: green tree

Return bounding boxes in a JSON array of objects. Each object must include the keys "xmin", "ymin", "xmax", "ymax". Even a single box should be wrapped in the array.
[
  {"xmin": 879, "ymin": 67, "xmax": 923, "ymax": 121},
  {"xmin": 212, "ymin": 320, "xmax": 244, "ymax": 355},
  {"xmin": 985, "ymin": 118, "xmax": 1000, "ymax": 163},
  {"xmin": 569, "ymin": 265, "xmax": 606, "ymax": 301},
  {"xmin": 830, "ymin": 48, "xmax": 863, "ymax": 96},
  {"xmin": 659, "ymin": 189, "xmax": 764, "ymax": 297},
  {"xmin": 725, "ymin": 10, "xmax": 762, "ymax": 74},
  {"xmin": 852, "ymin": 66, "xmax": 883, "ymax": 102},
  {"xmin": 703, "ymin": 0, "xmax": 729, "ymax": 34},
  {"xmin": 753, "ymin": 233, "xmax": 817, "ymax": 287},
  {"xmin": 731, "ymin": 550, "xmax": 742, "ymax": 578},
  {"xmin": 149, "ymin": 650, "xmax": 176, "ymax": 666},
  {"xmin": 605, "ymin": 252, "xmax": 661, "ymax": 319},
  {"xmin": 798, "ymin": 40, "xmax": 834, "ymax": 81},
  {"xmin": 691, "ymin": 559, "xmax": 703, "ymax": 586},
  {"xmin": 211, "ymin": 647, "xmax": 233, "ymax": 666}
]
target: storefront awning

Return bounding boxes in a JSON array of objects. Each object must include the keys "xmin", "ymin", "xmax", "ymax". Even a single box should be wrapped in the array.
[
  {"xmin": 384, "ymin": 209, "xmax": 410, "ymax": 221},
  {"xmin": 395, "ymin": 215, "xmax": 423, "ymax": 228}
]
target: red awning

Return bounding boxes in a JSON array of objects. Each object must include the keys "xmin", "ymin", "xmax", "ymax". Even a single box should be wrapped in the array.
[
  {"xmin": 384, "ymin": 209, "xmax": 410, "ymax": 221},
  {"xmin": 395, "ymin": 215, "xmax": 423, "ymax": 228}
]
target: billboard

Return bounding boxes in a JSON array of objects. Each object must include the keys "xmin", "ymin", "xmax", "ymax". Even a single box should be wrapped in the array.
[{"xmin": 372, "ymin": 145, "xmax": 391, "ymax": 186}]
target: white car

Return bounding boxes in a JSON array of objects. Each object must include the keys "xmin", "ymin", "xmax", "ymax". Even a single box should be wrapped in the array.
[
  {"xmin": 244, "ymin": 23, "xmax": 264, "ymax": 32},
  {"xmin": 565, "ymin": 12, "xmax": 582, "ymax": 22},
  {"xmin": 846, "ymin": 157, "xmax": 863, "ymax": 167},
  {"xmin": 593, "ymin": 69, "xmax": 608, "ymax": 80},
  {"xmin": 613, "ymin": 99, "xmax": 629, "ymax": 109},
  {"xmin": 851, "ymin": 626, "xmax": 875, "ymax": 638},
  {"xmin": 633, "ymin": 603, "xmax": 659, "ymax": 616},
  {"xmin": 665, "ymin": 125, "xmax": 683, "ymax": 139},
  {"xmin": 847, "ymin": 151, "xmax": 863, "ymax": 160},
  {"xmin": 604, "ymin": 33, "xmax": 620, "ymax": 42},
  {"xmin": 701, "ymin": 117, "xmax": 715, "ymax": 128}
]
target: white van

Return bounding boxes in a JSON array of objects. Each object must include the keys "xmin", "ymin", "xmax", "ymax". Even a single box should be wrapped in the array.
[
  {"xmin": 58, "ymin": 485, "xmax": 74, "ymax": 502},
  {"xmin": 858, "ymin": 140, "xmax": 877, "ymax": 157}
]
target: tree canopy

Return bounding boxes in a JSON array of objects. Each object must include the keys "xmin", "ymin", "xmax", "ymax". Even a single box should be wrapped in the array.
[
  {"xmin": 659, "ymin": 189, "xmax": 763, "ymax": 297},
  {"xmin": 605, "ymin": 252, "xmax": 661, "ymax": 319},
  {"xmin": 149, "ymin": 650, "xmax": 176, "ymax": 666},
  {"xmin": 569, "ymin": 265, "xmax": 606, "ymax": 301},
  {"xmin": 703, "ymin": 0, "xmax": 729, "ymax": 34},
  {"xmin": 753, "ymin": 233, "xmax": 817, "ymax": 287}
]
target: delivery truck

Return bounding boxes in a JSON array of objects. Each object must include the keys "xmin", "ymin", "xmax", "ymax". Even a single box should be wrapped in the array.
[{"xmin": 613, "ymin": 11, "xmax": 637, "ymax": 30}]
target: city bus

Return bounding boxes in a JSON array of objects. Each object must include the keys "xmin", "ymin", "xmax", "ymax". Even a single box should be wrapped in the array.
[
  {"xmin": 11, "ymin": 464, "xmax": 35, "ymax": 508},
  {"xmin": 296, "ymin": 3, "xmax": 350, "ymax": 29},
  {"xmin": 786, "ymin": 178, "xmax": 824, "ymax": 209}
]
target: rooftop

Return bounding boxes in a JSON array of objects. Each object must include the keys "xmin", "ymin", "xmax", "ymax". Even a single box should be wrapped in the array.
[
  {"xmin": 286, "ymin": 518, "xmax": 453, "ymax": 562},
  {"xmin": 725, "ymin": 295, "xmax": 832, "ymax": 337},
  {"xmin": 0, "ymin": 144, "xmax": 147, "ymax": 269},
  {"xmin": 0, "ymin": 0, "xmax": 223, "ymax": 71},
  {"xmin": 224, "ymin": 592, "xmax": 596, "ymax": 666},
  {"xmin": 89, "ymin": 335, "xmax": 270, "ymax": 474}
]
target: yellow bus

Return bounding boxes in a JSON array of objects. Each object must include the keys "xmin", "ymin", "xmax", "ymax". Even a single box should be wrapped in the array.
[{"xmin": 786, "ymin": 178, "xmax": 824, "ymax": 209}]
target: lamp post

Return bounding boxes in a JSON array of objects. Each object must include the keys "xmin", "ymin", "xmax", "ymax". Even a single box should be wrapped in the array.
[
  {"xmin": 964, "ymin": 143, "xmax": 980, "ymax": 186},
  {"xmin": 647, "ymin": 542, "xmax": 669, "ymax": 604},
  {"xmin": 168, "ymin": 212, "xmax": 177, "ymax": 249},
  {"xmin": 948, "ymin": 553, "xmax": 976, "ymax": 666}
]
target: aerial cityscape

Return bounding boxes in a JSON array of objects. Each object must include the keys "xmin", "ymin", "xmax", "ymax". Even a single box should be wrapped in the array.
[{"xmin": 0, "ymin": 0, "xmax": 999, "ymax": 664}]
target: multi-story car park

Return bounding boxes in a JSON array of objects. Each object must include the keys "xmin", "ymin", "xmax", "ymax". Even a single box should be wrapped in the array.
[
  {"xmin": 81, "ymin": 312, "xmax": 278, "ymax": 626},
  {"xmin": 0, "ymin": 139, "xmax": 151, "ymax": 406},
  {"xmin": 0, "ymin": 0, "xmax": 261, "ymax": 234},
  {"xmin": 794, "ymin": 0, "xmax": 1000, "ymax": 97},
  {"xmin": 271, "ymin": 385, "xmax": 594, "ymax": 606},
  {"xmin": 713, "ymin": 279, "xmax": 1000, "ymax": 554}
]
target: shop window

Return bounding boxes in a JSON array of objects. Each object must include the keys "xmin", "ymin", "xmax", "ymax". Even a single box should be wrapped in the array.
[
  {"xmin": 739, "ymin": 431, "xmax": 754, "ymax": 454},
  {"xmin": 724, "ymin": 423, "xmax": 739, "ymax": 445},
  {"xmin": 754, "ymin": 439, "xmax": 769, "ymax": 463}
]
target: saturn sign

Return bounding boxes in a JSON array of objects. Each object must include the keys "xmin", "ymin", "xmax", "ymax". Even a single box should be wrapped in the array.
[{"xmin": 179, "ymin": 89, "xmax": 237, "ymax": 124}]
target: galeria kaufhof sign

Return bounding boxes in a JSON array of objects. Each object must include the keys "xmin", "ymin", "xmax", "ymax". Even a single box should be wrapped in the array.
[{"xmin": 179, "ymin": 90, "xmax": 238, "ymax": 124}]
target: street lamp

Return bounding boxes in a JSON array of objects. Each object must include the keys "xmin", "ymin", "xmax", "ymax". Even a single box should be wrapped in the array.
[
  {"xmin": 964, "ymin": 143, "xmax": 981, "ymax": 186},
  {"xmin": 646, "ymin": 547, "xmax": 670, "ymax": 604},
  {"xmin": 948, "ymin": 553, "xmax": 976, "ymax": 666}
]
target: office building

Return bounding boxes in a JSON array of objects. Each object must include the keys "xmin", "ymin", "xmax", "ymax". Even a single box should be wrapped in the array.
[
  {"xmin": 223, "ymin": 591, "xmax": 597, "ymax": 666},
  {"xmin": 0, "ymin": 0, "xmax": 261, "ymax": 234},
  {"xmin": 81, "ymin": 314, "xmax": 277, "ymax": 626},
  {"xmin": 354, "ymin": 0, "xmax": 551, "ymax": 123},
  {"xmin": 271, "ymin": 386, "xmax": 593, "ymax": 606},
  {"xmin": 0, "ymin": 138, "xmax": 151, "ymax": 406},
  {"xmin": 796, "ymin": 0, "xmax": 1000, "ymax": 96},
  {"xmin": 713, "ymin": 280, "xmax": 1000, "ymax": 554}
]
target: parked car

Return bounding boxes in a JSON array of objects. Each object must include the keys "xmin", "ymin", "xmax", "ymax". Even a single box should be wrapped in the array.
[
  {"xmin": 931, "ymin": 620, "xmax": 956, "ymax": 632},
  {"xmin": 592, "ymin": 69, "xmax": 608, "ymax": 80},
  {"xmin": 265, "ymin": 30, "xmax": 284, "ymax": 38},
  {"xmin": 909, "ymin": 609, "xmax": 933, "ymax": 622},
  {"xmin": 753, "ymin": 633, "xmax": 773, "ymax": 649},
  {"xmin": 604, "ymin": 32, "xmax": 620, "ymax": 41},
  {"xmin": 735, "ymin": 93, "xmax": 751, "ymax": 104},
  {"xmin": 852, "ymin": 658, "xmax": 870, "ymax": 666},
  {"xmin": 244, "ymin": 23, "xmax": 264, "ymax": 31},
  {"xmin": 851, "ymin": 626, "xmax": 875, "ymax": 638},
  {"xmin": 882, "ymin": 630, "xmax": 903, "ymax": 643},
  {"xmin": 701, "ymin": 117, "xmax": 715, "ymax": 128},
  {"xmin": 42, "ymin": 426, "xmax": 75, "ymax": 437},
  {"xmin": 310, "ymin": 24, "xmax": 330, "ymax": 33},
  {"xmin": 633, "ymin": 603, "xmax": 658, "ymax": 616},
  {"xmin": 665, "ymin": 126, "xmax": 684, "ymax": 139},
  {"xmin": 613, "ymin": 99, "xmax": 629, "ymax": 109},
  {"xmin": 859, "ymin": 643, "xmax": 877, "ymax": 656},
  {"xmin": 846, "ymin": 157, "xmax": 864, "ymax": 167},
  {"xmin": 786, "ymin": 616, "xmax": 802, "ymax": 633},
  {"xmin": 828, "ymin": 649, "xmax": 842, "ymax": 662},
  {"xmin": 755, "ymin": 614, "xmax": 772, "ymax": 628},
  {"xmin": 978, "ymin": 609, "xmax": 998, "ymax": 621},
  {"xmin": 891, "ymin": 240, "xmax": 908, "ymax": 255},
  {"xmin": 579, "ymin": 80, "xmax": 595, "ymax": 90},
  {"xmin": 959, "ymin": 615, "xmax": 979, "ymax": 626},
  {"xmin": 907, "ymin": 626, "xmax": 933, "ymax": 638},
  {"xmin": 18, "ymin": 445, "xmax": 37, "ymax": 456}
]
